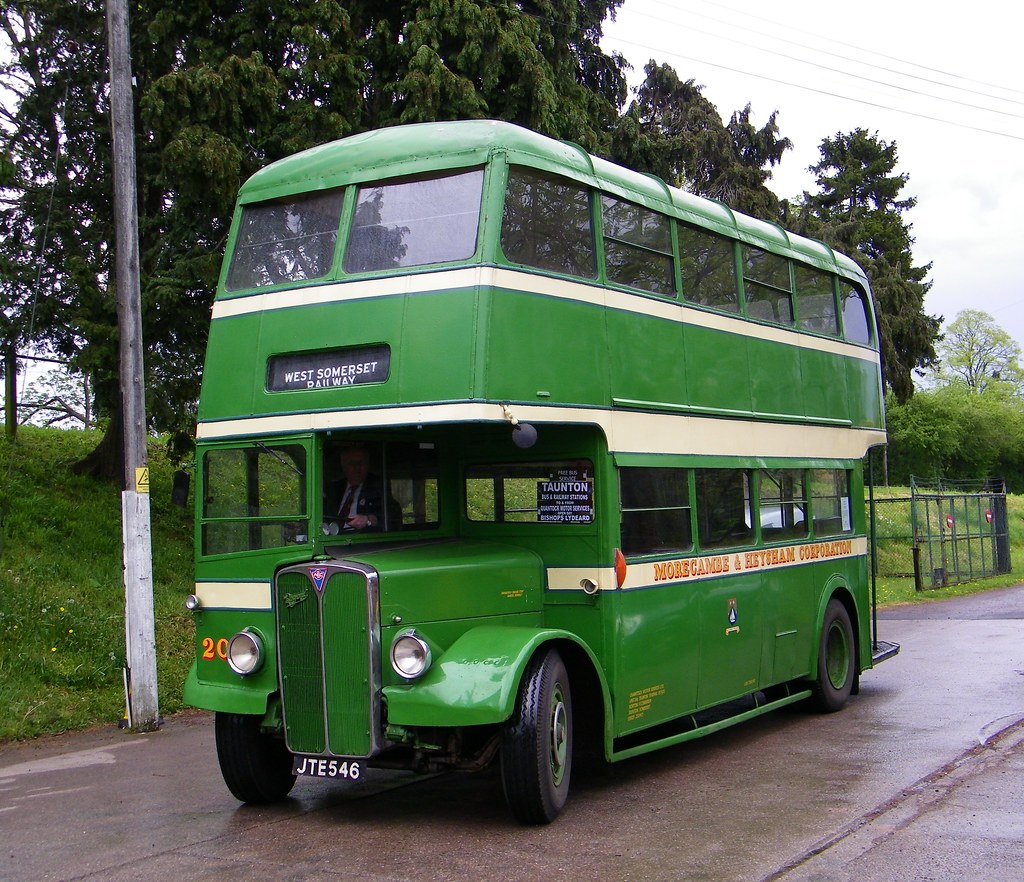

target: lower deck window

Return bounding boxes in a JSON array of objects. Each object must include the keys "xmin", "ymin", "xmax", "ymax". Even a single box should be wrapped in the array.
[
  {"xmin": 466, "ymin": 460, "xmax": 594, "ymax": 523},
  {"xmin": 811, "ymin": 469, "xmax": 853, "ymax": 535},
  {"xmin": 695, "ymin": 469, "xmax": 755, "ymax": 550},
  {"xmin": 201, "ymin": 444, "xmax": 308, "ymax": 554},
  {"xmin": 620, "ymin": 464, "xmax": 853, "ymax": 558},
  {"xmin": 759, "ymin": 469, "xmax": 809, "ymax": 541},
  {"xmin": 620, "ymin": 467, "xmax": 692, "ymax": 556}
]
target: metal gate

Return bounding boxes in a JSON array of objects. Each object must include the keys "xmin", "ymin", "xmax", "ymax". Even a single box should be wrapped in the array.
[{"xmin": 909, "ymin": 479, "xmax": 1011, "ymax": 589}]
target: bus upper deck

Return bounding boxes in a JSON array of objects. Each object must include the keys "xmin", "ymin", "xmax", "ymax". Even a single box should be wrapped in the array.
[{"xmin": 198, "ymin": 119, "xmax": 884, "ymax": 457}]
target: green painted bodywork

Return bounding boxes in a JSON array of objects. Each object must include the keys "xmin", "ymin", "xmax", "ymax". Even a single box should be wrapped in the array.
[
  {"xmin": 188, "ymin": 121, "xmax": 889, "ymax": 768},
  {"xmin": 383, "ymin": 626, "xmax": 606, "ymax": 727},
  {"xmin": 199, "ymin": 120, "xmax": 883, "ymax": 435},
  {"xmin": 200, "ymin": 285, "xmax": 881, "ymax": 433},
  {"xmin": 184, "ymin": 609, "xmax": 277, "ymax": 714}
]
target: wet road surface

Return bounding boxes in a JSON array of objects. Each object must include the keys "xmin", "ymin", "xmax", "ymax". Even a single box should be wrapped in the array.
[{"xmin": 2, "ymin": 585, "xmax": 1022, "ymax": 882}]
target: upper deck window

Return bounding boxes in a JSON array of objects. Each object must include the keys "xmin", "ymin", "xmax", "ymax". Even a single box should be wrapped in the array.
[
  {"xmin": 344, "ymin": 169, "xmax": 484, "ymax": 273},
  {"xmin": 840, "ymin": 284, "xmax": 872, "ymax": 345},
  {"xmin": 226, "ymin": 190, "xmax": 344, "ymax": 291},
  {"xmin": 601, "ymin": 197, "xmax": 675, "ymax": 297},
  {"xmin": 743, "ymin": 247, "xmax": 794, "ymax": 326},
  {"xmin": 501, "ymin": 167, "xmax": 596, "ymax": 278},
  {"xmin": 678, "ymin": 225, "xmax": 739, "ymax": 313},
  {"xmin": 795, "ymin": 265, "xmax": 839, "ymax": 335}
]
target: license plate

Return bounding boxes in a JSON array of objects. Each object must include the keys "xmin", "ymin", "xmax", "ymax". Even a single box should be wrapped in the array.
[{"xmin": 292, "ymin": 755, "xmax": 362, "ymax": 780}]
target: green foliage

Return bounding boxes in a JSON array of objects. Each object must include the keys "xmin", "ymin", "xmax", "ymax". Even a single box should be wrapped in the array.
[
  {"xmin": 0, "ymin": 426, "xmax": 194, "ymax": 739},
  {"xmin": 885, "ymin": 388, "xmax": 1024, "ymax": 491},
  {"xmin": 0, "ymin": 0, "xmax": 628, "ymax": 475},
  {"xmin": 930, "ymin": 309, "xmax": 1024, "ymax": 398},
  {"xmin": 609, "ymin": 61, "xmax": 791, "ymax": 220},
  {"xmin": 793, "ymin": 129, "xmax": 940, "ymax": 402}
]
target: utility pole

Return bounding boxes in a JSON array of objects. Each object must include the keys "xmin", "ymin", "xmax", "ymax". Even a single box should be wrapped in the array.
[
  {"xmin": 4, "ymin": 345, "xmax": 16, "ymax": 439},
  {"xmin": 106, "ymin": 0, "xmax": 158, "ymax": 730}
]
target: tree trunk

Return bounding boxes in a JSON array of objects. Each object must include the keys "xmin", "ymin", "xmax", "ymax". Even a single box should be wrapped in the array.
[{"xmin": 71, "ymin": 386, "xmax": 125, "ymax": 480}]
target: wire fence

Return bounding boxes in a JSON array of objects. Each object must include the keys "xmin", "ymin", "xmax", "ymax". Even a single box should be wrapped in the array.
[{"xmin": 870, "ymin": 478, "xmax": 1011, "ymax": 590}]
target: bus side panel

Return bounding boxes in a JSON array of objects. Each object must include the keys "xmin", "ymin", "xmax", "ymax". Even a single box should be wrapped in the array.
[
  {"xmin": 198, "ymin": 313, "xmax": 260, "ymax": 421},
  {"xmin": 606, "ymin": 583, "xmax": 701, "ymax": 737},
  {"xmin": 747, "ymin": 336, "xmax": 803, "ymax": 422},
  {"xmin": 481, "ymin": 289, "xmax": 610, "ymax": 407},
  {"xmin": 682, "ymin": 323, "xmax": 752, "ymax": 415},
  {"xmin": 607, "ymin": 308, "xmax": 685, "ymax": 408},
  {"xmin": 697, "ymin": 569, "xmax": 763, "ymax": 707},
  {"xmin": 846, "ymin": 355, "xmax": 886, "ymax": 429},
  {"xmin": 801, "ymin": 347, "xmax": 850, "ymax": 424},
  {"xmin": 761, "ymin": 559, "xmax": 814, "ymax": 683},
  {"xmin": 399, "ymin": 287, "xmax": 480, "ymax": 403}
]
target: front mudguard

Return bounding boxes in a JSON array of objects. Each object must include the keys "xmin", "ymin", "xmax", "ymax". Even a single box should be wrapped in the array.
[
  {"xmin": 383, "ymin": 625, "xmax": 606, "ymax": 728},
  {"xmin": 183, "ymin": 661, "xmax": 272, "ymax": 716}
]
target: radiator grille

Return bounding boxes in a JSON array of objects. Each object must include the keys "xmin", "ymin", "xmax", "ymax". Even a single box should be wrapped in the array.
[{"xmin": 276, "ymin": 566, "xmax": 375, "ymax": 757}]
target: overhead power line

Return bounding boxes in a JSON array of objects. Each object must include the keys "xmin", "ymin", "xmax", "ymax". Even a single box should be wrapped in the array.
[
  {"xmin": 627, "ymin": 3, "xmax": 1024, "ymax": 120},
  {"xmin": 605, "ymin": 31, "xmax": 1024, "ymax": 142},
  {"xmin": 601, "ymin": 1, "xmax": 1024, "ymax": 141},
  {"xmin": 651, "ymin": 0, "xmax": 1024, "ymax": 102}
]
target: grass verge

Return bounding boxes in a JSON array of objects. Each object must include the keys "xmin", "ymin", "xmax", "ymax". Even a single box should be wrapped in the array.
[{"xmin": 0, "ymin": 425, "xmax": 194, "ymax": 740}]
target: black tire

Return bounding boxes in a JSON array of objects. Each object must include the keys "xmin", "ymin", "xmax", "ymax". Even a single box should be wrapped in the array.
[
  {"xmin": 810, "ymin": 598, "xmax": 855, "ymax": 713},
  {"xmin": 500, "ymin": 647, "xmax": 573, "ymax": 825},
  {"xmin": 215, "ymin": 711, "xmax": 296, "ymax": 804}
]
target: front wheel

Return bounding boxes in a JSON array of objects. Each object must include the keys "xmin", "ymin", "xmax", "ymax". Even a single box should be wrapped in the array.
[
  {"xmin": 810, "ymin": 598, "xmax": 856, "ymax": 713},
  {"xmin": 215, "ymin": 711, "xmax": 295, "ymax": 804},
  {"xmin": 500, "ymin": 647, "xmax": 573, "ymax": 825}
]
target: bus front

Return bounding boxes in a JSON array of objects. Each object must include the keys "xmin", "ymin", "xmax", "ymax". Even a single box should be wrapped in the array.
[{"xmin": 183, "ymin": 122, "xmax": 606, "ymax": 824}]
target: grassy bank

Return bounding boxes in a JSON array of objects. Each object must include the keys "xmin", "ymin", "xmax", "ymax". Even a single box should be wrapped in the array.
[
  {"xmin": 0, "ymin": 425, "xmax": 194, "ymax": 740},
  {"xmin": 0, "ymin": 427, "xmax": 1022, "ymax": 741}
]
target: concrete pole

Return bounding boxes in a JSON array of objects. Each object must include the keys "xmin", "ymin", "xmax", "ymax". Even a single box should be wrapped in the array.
[{"xmin": 106, "ymin": 0, "xmax": 158, "ymax": 730}]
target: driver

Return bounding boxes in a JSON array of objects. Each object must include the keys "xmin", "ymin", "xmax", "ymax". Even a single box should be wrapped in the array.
[{"xmin": 325, "ymin": 445, "xmax": 384, "ymax": 531}]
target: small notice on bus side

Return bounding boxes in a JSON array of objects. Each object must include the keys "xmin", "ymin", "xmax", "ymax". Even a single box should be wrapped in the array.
[{"xmin": 537, "ymin": 468, "xmax": 594, "ymax": 523}]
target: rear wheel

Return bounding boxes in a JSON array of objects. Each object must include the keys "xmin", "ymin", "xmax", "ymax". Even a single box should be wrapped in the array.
[
  {"xmin": 810, "ymin": 598, "xmax": 855, "ymax": 712},
  {"xmin": 215, "ymin": 711, "xmax": 295, "ymax": 804},
  {"xmin": 500, "ymin": 648, "xmax": 573, "ymax": 825}
]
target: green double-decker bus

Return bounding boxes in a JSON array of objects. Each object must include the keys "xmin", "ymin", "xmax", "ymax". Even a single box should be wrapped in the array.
[{"xmin": 184, "ymin": 119, "xmax": 898, "ymax": 824}]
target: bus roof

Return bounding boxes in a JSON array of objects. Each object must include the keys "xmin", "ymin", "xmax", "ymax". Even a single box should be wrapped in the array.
[{"xmin": 239, "ymin": 119, "xmax": 865, "ymax": 283}]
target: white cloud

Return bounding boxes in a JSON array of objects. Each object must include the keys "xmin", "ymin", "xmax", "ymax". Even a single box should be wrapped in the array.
[{"xmin": 603, "ymin": 0, "xmax": 1024, "ymax": 346}]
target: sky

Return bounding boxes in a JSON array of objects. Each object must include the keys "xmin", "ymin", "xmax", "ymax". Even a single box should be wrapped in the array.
[{"xmin": 601, "ymin": 0, "xmax": 1024, "ymax": 354}]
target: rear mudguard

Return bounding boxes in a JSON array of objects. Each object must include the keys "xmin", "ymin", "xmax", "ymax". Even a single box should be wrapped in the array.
[{"xmin": 383, "ymin": 625, "xmax": 608, "ymax": 728}]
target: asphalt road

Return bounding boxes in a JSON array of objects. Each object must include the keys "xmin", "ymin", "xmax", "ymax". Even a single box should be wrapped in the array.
[{"xmin": 2, "ymin": 585, "xmax": 1023, "ymax": 882}]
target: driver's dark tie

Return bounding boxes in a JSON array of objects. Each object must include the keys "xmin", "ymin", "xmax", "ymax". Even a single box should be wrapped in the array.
[{"xmin": 337, "ymin": 486, "xmax": 356, "ymax": 522}]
